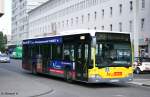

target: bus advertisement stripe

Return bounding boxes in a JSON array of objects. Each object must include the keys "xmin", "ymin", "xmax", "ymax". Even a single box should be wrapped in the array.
[{"xmin": 49, "ymin": 68, "xmax": 64, "ymax": 74}]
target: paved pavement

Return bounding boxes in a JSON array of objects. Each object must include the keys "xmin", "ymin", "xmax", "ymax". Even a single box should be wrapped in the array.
[
  {"xmin": 0, "ymin": 67, "xmax": 53, "ymax": 97},
  {"xmin": 129, "ymin": 78, "xmax": 150, "ymax": 87},
  {"xmin": 1, "ymin": 59, "xmax": 150, "ymax": 97}
]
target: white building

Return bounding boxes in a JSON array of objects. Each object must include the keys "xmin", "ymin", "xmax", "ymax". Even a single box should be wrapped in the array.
[
  {"xmin": 11, "ymin": 0, "xmax": 48, "ymax": 45},
  {"xmin": 0, "ymin": 0, "xmax": 4, "ymax": 17},
  {"xmin": 28, "ymin": 0, "xmax": 149, "ymax": 57}
]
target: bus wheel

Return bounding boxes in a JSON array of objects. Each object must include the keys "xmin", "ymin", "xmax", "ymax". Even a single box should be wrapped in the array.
[{"xmin": 65, "ymin": 68, "xmax": 73, "ymax": 83}]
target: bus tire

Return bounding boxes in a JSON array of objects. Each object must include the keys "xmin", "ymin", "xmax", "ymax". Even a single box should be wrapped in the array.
[{"xmin": 65, "ymin": 68, "xmax": 73, "ymax": 83}]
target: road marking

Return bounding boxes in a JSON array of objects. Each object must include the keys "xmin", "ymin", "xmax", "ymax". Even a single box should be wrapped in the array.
[{"xmin": 114, "ymin": 94, "xmax": 126, "ymax": 97}]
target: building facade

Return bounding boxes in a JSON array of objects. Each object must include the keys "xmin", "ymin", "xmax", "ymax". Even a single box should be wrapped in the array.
[
  {"xmin": 28, "ymin": 0, "xmax": 150, "ymax": 57},
  {"xmin": 11, "ymin": 0, "xmax": 48, "ymax": 45},
  {"xmin": 0, "ymin": 0, "xmax": 4, "ymax": 17}
]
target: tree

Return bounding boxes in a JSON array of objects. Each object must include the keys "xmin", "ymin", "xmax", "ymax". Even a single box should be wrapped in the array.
[{"xmin": 0, "ymin": 31, "xmax": 7, "ymax": 52}]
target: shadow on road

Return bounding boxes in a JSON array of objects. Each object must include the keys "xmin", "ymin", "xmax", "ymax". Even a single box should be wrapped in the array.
[{"xmin": 23, "ymin": 71, "xmax": 130, "ymax": 89}]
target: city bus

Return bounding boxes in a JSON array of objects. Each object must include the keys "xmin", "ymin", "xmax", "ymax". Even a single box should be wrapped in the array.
[{"xmin": 22, "ymin": 30, "xmax": 133, "ymax": 83}]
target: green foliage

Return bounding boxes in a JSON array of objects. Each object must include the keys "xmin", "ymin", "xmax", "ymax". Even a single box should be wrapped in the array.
[{"xmin": 0, "ymin": 31, "xmax": 7, "ymax": 52}]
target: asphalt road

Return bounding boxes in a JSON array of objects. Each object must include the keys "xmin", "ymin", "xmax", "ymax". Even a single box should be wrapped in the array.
[{"xmin": 0, "ymin": 59, "xmax": 150, "ymax": 97}]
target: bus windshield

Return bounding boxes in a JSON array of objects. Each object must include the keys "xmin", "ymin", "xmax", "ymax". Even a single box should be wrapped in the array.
[
  {"xmin": 96, "ymin": 43, "xmax": 131, "ymax": 67},
  {"xmin": 95, "ymin": 33, "xmax": 131, "ymax": 67}
]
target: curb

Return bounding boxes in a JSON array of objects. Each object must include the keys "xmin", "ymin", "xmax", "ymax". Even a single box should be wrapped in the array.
[
  {"xmin": 142, "ymin": 84, "xmax": 150, "ymax": 87},
  {"xmin": 129, "ymin": 82, "xmax": 150, "ymax": 87},
  {"xmin": 129, "ymin": 82, "xmax": 143, "ymax": 86}
]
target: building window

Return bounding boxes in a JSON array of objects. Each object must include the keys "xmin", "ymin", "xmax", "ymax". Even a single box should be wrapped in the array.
[
  {"xmin": 101, "ymin": 26, "xmax": 104, "ymax": 30},
  {"xmin": 76, "ymin": 17, "xmax": 78, "ymax": 24},
  {"xmin": 81, "ymin": 15, "xmax": 84, "ymax": 24},
  {"xmin": 110, "ymin": 7, "xmax": 113, "ymax": 16},
  {"xmin": 71, "ymin": 18, "xmax": 73, "ymax": 26},
  {"xmin": 141, "ymin": 18, "xmax": 145, "ymax": 31},
  {"xmin": 130, "ymin": 1, "xmax": 133, "ymax": 11},
  {"xmin": 88, "ymin": 13, "xmax": 90, "ymax": 22},
  {"xmin": 102, "ymin": 9, "xmax": 104, "ymax": 18},
  {"xmin": 142, "ymin": 0, "xmax": 145, "ymax": 8},
  {"xmin": 94, "ymin": 11, "xmax": 97, "ymax": 20},
  {"xmin": 119, "ymin": 4, "xmax": 122, "ymax": 14},
  {"xmin": 110, "ymin": 24, "xmax": 112, "ymax": 31},
  {"xmin": 62, "ymin": 21, "xmax": 64, "ymax": 27},
  {"xmin": 129, "ymin": 20, "xmax": 133, "ymax": 32},
  {"xmin": 119, "ymin": 22, "xmax": 122, "ymax": 32},
  {"xmin": 66, "ymin": 20, "xmax": 69, "ymax": 26}
]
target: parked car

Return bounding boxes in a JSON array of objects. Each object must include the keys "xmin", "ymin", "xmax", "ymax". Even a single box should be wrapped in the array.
[
  {"xmin": 0, "ymin": 54, "xmax": 10, "ymax": 63},
  {"xmin": 133, "ymin": 57, "xmax": 150, "ymax": 74}
]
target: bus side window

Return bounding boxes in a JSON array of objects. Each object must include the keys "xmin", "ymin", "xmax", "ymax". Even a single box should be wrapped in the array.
[
  {"xmin": 63, "ymin": 44, "xmax": 71, "ymax": 61},
  {"xmin": 52, "ymin": 44, "xmax": 62, "ymax": 60},
  {"xmin": 63, "ymin": 44, "xmax": 75, "ymax": 61},
  {"xmin": 70, "ymin": 45, "xmax": 75, "ymax": 61},
  {"xmin": 85, "ymin": 44, "xmax": 88, "ymax": 62},
  {"xmin": 77, "ymin": 45, "xmax": 82, "ymax": 59}
]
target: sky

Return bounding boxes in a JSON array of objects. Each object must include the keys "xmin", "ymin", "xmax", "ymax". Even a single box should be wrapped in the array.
[{"xmin": 0, "ymin": 0, "xmax": 11, "ymax": 35}]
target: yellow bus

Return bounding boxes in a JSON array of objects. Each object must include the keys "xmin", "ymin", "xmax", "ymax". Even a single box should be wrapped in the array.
[{"xmin": 22, "ymin": 30, "xmax": 133, "ymax": 83}]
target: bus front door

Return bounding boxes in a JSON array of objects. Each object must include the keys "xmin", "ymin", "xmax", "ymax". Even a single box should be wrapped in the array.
[{"xmin": 75, "ymin": 44, "xmax": 88, "ymax": 81}]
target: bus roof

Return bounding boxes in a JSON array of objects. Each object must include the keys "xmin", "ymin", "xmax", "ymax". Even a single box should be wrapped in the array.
[
  {"xmin": 59, "ymin": 29, "xmax": 130, "ymax": 36},
  {"xmin": 24, "ymin": 29, "xmax": 130, "ymax": 41}
]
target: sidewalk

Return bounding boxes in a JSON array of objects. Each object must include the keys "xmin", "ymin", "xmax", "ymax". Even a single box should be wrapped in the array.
[
  {"xmin": 0, "ymin": 68, "xmax": 53, "ymax": 97},
  {"xmin": 129, "ymin": 78, "xmax": 150, "ymax": 87}
]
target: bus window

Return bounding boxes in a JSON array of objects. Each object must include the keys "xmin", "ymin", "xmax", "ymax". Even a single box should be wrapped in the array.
[
  {"xmin": 39, "ymin": 44, "xmax": 52, "ymax": 73},
  {"xmin": 96, "ymin": 44, "xmax": 102, "ymax": 56},
  {"xmin": 96, "ymin": 44, "xmax": 103, "ymax": 64},
  {"xmin": 63, "ymin": 44, "xmax": 70, "ymax": 61},
  {"xmin": 96, "ymin": 42, "xmax": 131, "ymax": 67},
  {"xmin": 77, "ymin": 45, "xmax": 82, "ymax": 59},
  {"xmin": 31, "ymin": 45, "xmax": 39, "ymax": 59},
  {"xmin": 63, "ymin": 44, "xmax": 75, "ymax": 61},
  {"xmin": 40, "ymin": 45, "xmax": 51, "ymax": 59},
  {"xmin": 70, "ymin": 45, "xmax": 75, "ymax": 61},
  {"xmin": 52, "ymin": 45, "xmax": 62, "ymax": 60},
  {"xmin": 85, "ymin": 44, "xmax": 88, "ymax": 61}
]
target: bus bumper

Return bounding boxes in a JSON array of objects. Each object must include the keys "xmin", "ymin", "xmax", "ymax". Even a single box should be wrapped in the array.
[{"xmin": 88, "ymin": 75, "xmax": 133, "ymax": 83}]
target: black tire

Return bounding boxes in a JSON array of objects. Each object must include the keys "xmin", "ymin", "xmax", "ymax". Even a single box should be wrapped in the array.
[
  {"xmin": 134, "ymin": 68, "xmax": 141, "ymax": 74},
  {"xmin": 65, "ymin": 68, "xmax": 73, "ymax": 83}
]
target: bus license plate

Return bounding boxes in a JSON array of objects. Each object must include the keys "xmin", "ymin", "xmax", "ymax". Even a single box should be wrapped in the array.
[{"xmin": 114, "ymin": 72, "xmax": 122, "ymax": 76}]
